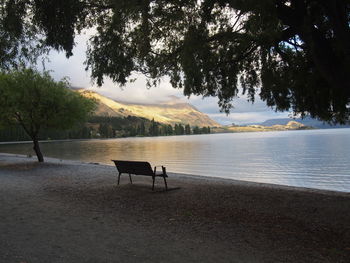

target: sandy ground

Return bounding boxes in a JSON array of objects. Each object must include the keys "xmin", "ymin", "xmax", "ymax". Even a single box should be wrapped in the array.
[{"xmin": 0, "ymin": 153, "xmax": 349, "ymax": 263}]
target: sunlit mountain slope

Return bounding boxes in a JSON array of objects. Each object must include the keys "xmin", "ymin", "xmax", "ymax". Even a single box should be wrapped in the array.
[{"xmin": 79, "ymin": 90, "xmax": 220, "ymax": 127}]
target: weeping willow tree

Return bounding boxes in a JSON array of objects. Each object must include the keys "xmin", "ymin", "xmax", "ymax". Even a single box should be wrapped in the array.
[
  {"xmin": 0, "ymin": 68, "xmax": 96, "ymax": 162},
  {"xmin": 1, "ymin": 0, "xmax": 349, "ymax": 123}
]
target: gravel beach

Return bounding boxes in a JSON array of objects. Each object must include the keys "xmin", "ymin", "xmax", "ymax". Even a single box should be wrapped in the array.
[{"xmin": 0, "ymin": 153, "xmax": 349, "ymax": 263}]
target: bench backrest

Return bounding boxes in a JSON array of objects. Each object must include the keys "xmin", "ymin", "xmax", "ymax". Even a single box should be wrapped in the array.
[{"xmin": 113, "ymin": 160, "xmax": 154, "ymax": 176}]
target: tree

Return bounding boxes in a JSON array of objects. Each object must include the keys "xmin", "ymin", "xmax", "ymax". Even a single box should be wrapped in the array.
[
  {"xmin": 174, "ymin": 124, "xmax": 185, "ymax": 135},
  {"xmin": 174, "ymin": 124, "xmax": 179, "ymax": 135},
  {"xmin": 185, "ymin": 124, "xmax": 191, "ymax": 135},
  {"xmin": 166, "ymin": 125, "xmax": 173, "ymax": 135},
  {"xmin": 98, "ymin": 123, "xmax": 113, "ymax": 138},
  {"xmin": 1, "ymin": 1, "xmax": 349, "ymax": 123},
  {"xmin": 0, "ymin": 68, "xmax": 96, "ymax": 162},
  {"xmin": 180, "ymin": 124, "xmax": 185, "ymax": 135},
  {"xmin": 139, "ymin": 121, "xmax": 146, "ymax": 136},
  {"xmin": 193, "ymin": 126, "xmax": 200, "ymax": 135},
  {"xmin": 149, "ymin": 118, "xmax": 159, "ymax": 136}
]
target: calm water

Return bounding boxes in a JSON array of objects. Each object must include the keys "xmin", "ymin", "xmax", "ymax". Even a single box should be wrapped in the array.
[{"xmin": 1, "ymin": 129, "xmax": 350, "ymax": 192}]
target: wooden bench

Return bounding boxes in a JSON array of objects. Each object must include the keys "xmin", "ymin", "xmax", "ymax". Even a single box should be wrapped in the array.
[{"xmin": 111, "ymin": 160, "xmax": 168, "ymax": 191}]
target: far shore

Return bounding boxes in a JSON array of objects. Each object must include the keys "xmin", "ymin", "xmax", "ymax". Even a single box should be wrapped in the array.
[
  {"xmin": 2, "ymin": 127, "xmax": 350, "ymax": 146},
  {"xmin": 0, "ymin": 153, "xmax": 349, "ymax": 262},
  {"xmin": 0, "ymin": 127, "xmax": 328, "ymax": 146}
]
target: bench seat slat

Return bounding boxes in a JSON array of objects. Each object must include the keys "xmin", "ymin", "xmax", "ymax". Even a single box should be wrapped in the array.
[{"xmin": 113, "ymin": 160, "xmax": 154, "ymax": 176}]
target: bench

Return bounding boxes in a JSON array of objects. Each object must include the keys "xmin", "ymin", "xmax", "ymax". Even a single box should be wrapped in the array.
[{"xmin": 112, "ymin": 160, "xmax": 168, "ymax": 191}]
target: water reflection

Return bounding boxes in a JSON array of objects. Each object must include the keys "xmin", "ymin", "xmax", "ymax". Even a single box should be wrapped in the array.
[{"xmin": 1, "ymin": 129, "xmax": 350, "ymax": 192}]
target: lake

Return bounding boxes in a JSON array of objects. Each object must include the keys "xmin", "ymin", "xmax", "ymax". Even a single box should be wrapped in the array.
[{"xmin": 1, "ymin": 129, "xmax": 350, "ymax": 192}]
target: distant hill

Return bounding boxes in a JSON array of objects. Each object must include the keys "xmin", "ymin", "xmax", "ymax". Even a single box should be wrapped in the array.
[
  {"xmin": 78, "ymin": 90, "xmax": 219, "ymax": 127},
  {"xmin": 260, "ymin": 117, "xmax": 350, "ymax": 129},
  {"xmin": 212, "ymin": 120, "xmax": 312, "ymax": 133}
]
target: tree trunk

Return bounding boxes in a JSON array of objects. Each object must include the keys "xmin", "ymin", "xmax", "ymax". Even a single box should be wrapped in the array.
[{"xmin": 32, "ymin": 137, "xmax": 44, "ymax": 162}]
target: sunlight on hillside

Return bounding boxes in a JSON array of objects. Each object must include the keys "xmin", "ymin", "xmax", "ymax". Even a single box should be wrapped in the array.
[{"xmin": 79, "ymin": 90, "xmax": 220, "ymax": 127}]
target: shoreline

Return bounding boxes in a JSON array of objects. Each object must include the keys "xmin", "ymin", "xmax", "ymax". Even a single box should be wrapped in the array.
[
  {"xmin": 1, "ymin": 152, "xmax": 349, "ymax": 195},
  {"xmin": 1, "ymin": 153, "xmax": 349, "ymax": 262},
  {"xmin": 2, "ymin": 127, "xmax": 350, "ymax": 146}
]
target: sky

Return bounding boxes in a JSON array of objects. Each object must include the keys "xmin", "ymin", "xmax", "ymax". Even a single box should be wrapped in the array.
[{"xmin": 41, "ymin": 32, "xmax": 290, "ymax": 125}]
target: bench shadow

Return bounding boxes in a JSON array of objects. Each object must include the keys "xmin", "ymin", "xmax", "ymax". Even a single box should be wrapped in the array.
[
  {"xmin": 152, "ymin": 187, "xmax": 181, "ymax": 193},
  {"xmin": 116, "ymin": 183, "xmax": 181, "ymax": 193}
]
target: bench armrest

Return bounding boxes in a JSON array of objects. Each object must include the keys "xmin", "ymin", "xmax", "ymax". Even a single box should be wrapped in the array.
[{"xmin": 154, "ymin": 166, "xmax": 167, "ymax": 176}]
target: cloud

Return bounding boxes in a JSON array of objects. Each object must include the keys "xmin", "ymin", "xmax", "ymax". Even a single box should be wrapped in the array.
[
  {"xmin": 187, "ymin": 94, "xmax": 290, "ymax": 124},
  {"xmin": 208, "ymin": 112, "xmax": 290, "ymax": 125},
  {"xmin": 40, "ymin": 32, "xmax": 91, "ymax": 87},
  {"xmin": 188, "ymin": 94, "xmax": 271, "ymax": 113},
  {"xmin": 39, "ymin": 32, "xmax": 290, "ymax": 125},
  {"xmin": 88, "ymin": 75, "xmax": 185, "ymax": 104}
]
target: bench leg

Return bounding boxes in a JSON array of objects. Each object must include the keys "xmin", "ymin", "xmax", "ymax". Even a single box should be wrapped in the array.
[
  {"xmin": 152, "ymin": 176, "xmax": 155, "ymax": 191},
  {"xmin": 118, "ymin": 172, "xmax": 121, "ymax": 185},
  {"xmin": 163, "ymin": 176, "xmax": 168, "ymax": 191},
  {"xmin": 129, "ymin": 173, "xmax": 133, "ymax": 184}
]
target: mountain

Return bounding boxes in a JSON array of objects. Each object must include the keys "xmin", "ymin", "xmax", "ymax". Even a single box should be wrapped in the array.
[
  {"xmin": 260, "ymin": 117, "xmax": 350, "ymax": 129},
  {"xmin": 212, "ymin": 120, "xmax": 311, "ymax": 133},
  {"xmin": 78, "ymin": 90, "xmax": 219, "ymax": 127}
]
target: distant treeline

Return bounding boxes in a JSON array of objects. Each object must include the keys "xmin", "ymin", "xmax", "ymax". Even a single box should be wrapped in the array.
[{"xmin": 0, "ymin": 116, "xmax": 211, "ymax": 142}]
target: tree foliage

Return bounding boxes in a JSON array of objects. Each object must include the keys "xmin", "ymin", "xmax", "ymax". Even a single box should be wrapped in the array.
[
  {"xmin": 0, "ymin": 68, "xmax": 96, "ymax": 161},
  {"xmin": 0, "ymin": 0, "xmax": 349, "ymax": 123}
]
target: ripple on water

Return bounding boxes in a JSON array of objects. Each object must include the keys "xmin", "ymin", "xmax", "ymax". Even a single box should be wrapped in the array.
[{"xmin": 0, "ymin": 129, "xmax": 350, "ymax": 192}]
